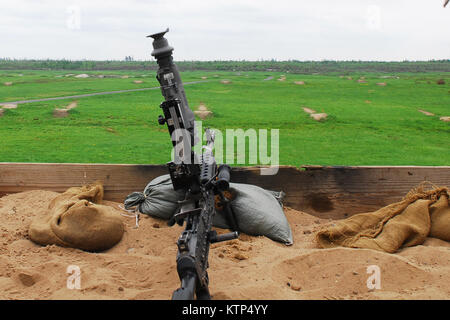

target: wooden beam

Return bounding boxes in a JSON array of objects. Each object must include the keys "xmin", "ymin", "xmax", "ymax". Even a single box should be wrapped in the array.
[{"xmin": 0, "ymin": 163, "xmax": 448, "ymax": 219}]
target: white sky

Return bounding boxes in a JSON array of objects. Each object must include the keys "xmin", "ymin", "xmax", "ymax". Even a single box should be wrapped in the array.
[{"xmin": 0, "ymin": 0, "xmax": 449, "ymax": 61}]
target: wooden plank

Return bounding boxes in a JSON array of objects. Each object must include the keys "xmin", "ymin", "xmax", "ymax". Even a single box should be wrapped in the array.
[
  {"xmin": 0, "ymin": 162, "xmax": 449, "ymax": 219},
  {"xmin": 231, "ymin": 165, "xmax": 450, "ymax": 218}
]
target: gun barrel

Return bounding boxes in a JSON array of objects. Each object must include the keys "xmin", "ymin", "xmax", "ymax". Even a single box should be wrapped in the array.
[{"xmin": 149, "ymin": 29, "xmax": 196, "ymax": 143}]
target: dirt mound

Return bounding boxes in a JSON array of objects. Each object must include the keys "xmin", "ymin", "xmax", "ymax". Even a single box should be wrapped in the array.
[
  {"xmin": 194, "ymin": 104, "xmax": 213, "ymax": 119},
  {"xmin": 272, "ymin": 247, "xmax": 435, "ymax": 299},
  {"xmin": 53, "ymin": 102, "xmax": 77, "ymax": 118},
  {"xmin": 201, "ymin": 76, "xmax": 208, "ymax": 80},
  {"xmin": 418, "ymin": 110, "xmax": 435, "ymax": 116},
  {"xmin": 66, "ymin": 102, "xmax": 78, "ymax": 110},
  {"xmin": 310, "ymin": 113, "xmax": 328, "ymax": 121},
  {"xmin": 440, "ymin": 116, "xmax": 450, "ymax": 122},
  {"xmin": 197, "ymin": 104, "xmax": 208, "ymax": 112},
  {"xmin": 302, "ymin": 107, "xmax": 316, "ymax": 114},
  {"xmin": 1, "ymin": 192, "xmax": 449, "ymax": 300}
]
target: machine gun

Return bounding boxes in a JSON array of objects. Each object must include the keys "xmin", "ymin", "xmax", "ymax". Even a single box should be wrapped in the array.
[{"xmin": 148, "ymin": 28, "xmax": 239, "ymax": 300}]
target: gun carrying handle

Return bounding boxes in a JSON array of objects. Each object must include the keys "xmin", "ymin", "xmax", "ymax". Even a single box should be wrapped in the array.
[{"xmin": 217, "ymin": 164, "xmax": 231, "ymax": 191}]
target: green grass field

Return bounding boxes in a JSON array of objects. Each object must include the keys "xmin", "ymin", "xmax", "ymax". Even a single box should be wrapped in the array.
[{"xmin": 0, "ymin": 69, "xmax": 449, "ymax": 166}]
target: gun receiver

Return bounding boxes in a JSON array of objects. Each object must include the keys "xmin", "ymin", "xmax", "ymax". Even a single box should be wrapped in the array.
[{"xmin": 149, "ymin": 29, "xmax": 239, "ymax": 300}]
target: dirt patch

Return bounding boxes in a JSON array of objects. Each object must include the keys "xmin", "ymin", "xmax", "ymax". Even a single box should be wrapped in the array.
[
  {"xmin": 440, "ymin": 116, "xmax": 450, "ymax": 122},
  {"xmin": 4, "ymin": 82, "xmax": 13, "ymax": 86},
  {"xmin": 74, "ymin": 74, "xmax": 89, "ymax": 78},
  {"xmin": 66, "ymin": 101, "xmax": 78, "ymax": 110},
  {"xmin": 194, "ymin": 104, "xmax": 213, "ymax": 119},
  {"xmin": 53, "ymin": 109, "xmax": 69, "ymax": 118},
  {"xmin": 121, "ymin": 75, "xmax": 129, "ymax": 79},
  {"xmin": 302, "ymin": 107, "xmax": 316, "ymax": 114},
  {"xmin": 133, "ymin": 80, "xmax": 143, "ymax": 84},
  {"xmin": 310, "ymin": 113, "xmax": 328, "ymax": 121},
  {"xmin": 437, "ymin": 79, "xmax": 445, "ymax": 85},
  {"xmin": 294, "ymin": 81, "xmax": 305, "ymax": 85},
  {"xmin": 221, "ymin": 80, "xmax": 231, "ymax": 84},
  {"xmin": 201, "ymin": 76, "xmax": 208, "ymax": 80},
  {"xmin": 365, "ymin": 100, "xmax": 372, "ymax": 104},
  {"xmin": 278, "ymin": 75, "xmax": 286, "ymax": 82},
  {"xmin": 53, "ymin": 102, "xmax": 77, "ymax": 118},
  {"xmin": 0, "ymin": 109, "xmax": 4, "ymax": 117},
  {"xmin": 197, "ymin": 104, "xmax": 208, "ymax": 112},
  {"xmin": 1, "ymin": 191, "xmax": 449, "ymax": 299},
  {"xmin": 418, "ymin": 110, "xmax": 435, "ymax": 116},
  {"xmin": 376, "ymin": 82, "xmax": 387, "ymax": 86},
  {"xmin": 1, "ymin": 104, "xmax": 18, "ymax": 109},
  {"xmin": 357, "ymin": 79, "xmax": 367, "ymax": 84}
]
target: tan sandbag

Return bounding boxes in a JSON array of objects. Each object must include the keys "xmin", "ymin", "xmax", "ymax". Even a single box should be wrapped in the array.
[
  {"xmin": 429, "ymin": 194, "xmax": 450, "ymax": 241},
  {"xmin": 29, "ymin": 182, "xmax": 124, "ymax": 252},
  {"xmin": 316, "ymin": 184, "xmax": 449, "ymax": 253}
]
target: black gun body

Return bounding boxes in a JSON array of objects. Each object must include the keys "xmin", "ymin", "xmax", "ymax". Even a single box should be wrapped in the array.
[{"xmin": 149, "ymin": 29, "xmax": 238, "ymax": 300}]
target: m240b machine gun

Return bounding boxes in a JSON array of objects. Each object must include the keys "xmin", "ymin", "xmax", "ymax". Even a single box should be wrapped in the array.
[{"xmin": 148, "ymin": 29, "xmax": 239, "ymax": 300}]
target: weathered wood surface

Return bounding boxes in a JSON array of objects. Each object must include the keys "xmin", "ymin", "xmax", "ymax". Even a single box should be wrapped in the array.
[{"xmin": 0, "ymin": 163, "xmax": 448, "ymax": 219}]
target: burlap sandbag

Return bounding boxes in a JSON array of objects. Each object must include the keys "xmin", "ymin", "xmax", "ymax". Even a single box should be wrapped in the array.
[
  {"xmin": 316, "ymin": 184, "xmax": 450, "ymax": 253},
  {"xmin": 29, "ymin": 182, "xmax": 124, "ymax": 252}
]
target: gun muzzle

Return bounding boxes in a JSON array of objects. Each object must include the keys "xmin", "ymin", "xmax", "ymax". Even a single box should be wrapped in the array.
[{"xmin": 148, "ymin": 28, "xmax": 174, "ymax": 58}]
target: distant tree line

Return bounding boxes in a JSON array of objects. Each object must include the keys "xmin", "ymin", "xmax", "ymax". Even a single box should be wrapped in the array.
[{"xmin": 0, "ymin": 58, "xmax": 449, "ymax": 73}]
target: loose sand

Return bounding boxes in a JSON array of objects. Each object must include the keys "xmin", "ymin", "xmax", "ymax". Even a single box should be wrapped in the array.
[{"xmin": 0, "ymin": 190, "xmax": 449, "ymax": 300}]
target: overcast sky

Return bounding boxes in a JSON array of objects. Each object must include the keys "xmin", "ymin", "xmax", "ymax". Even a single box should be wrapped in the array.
[{"xmin": 1, "ymin": 0, "xmax": 449, "ymax": 61}]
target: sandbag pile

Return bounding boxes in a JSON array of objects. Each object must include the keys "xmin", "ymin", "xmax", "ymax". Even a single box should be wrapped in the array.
[
  {"xmin": 29, "ymin": 182, "xmax": 124, "ymax": 252},
  {"xmin": 124, "ymin": 174, "xmax": 293, "ymax": 245},
  {"xmin": 316, "ymin": 183, "xmax": 450, "ymax": 253}
]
